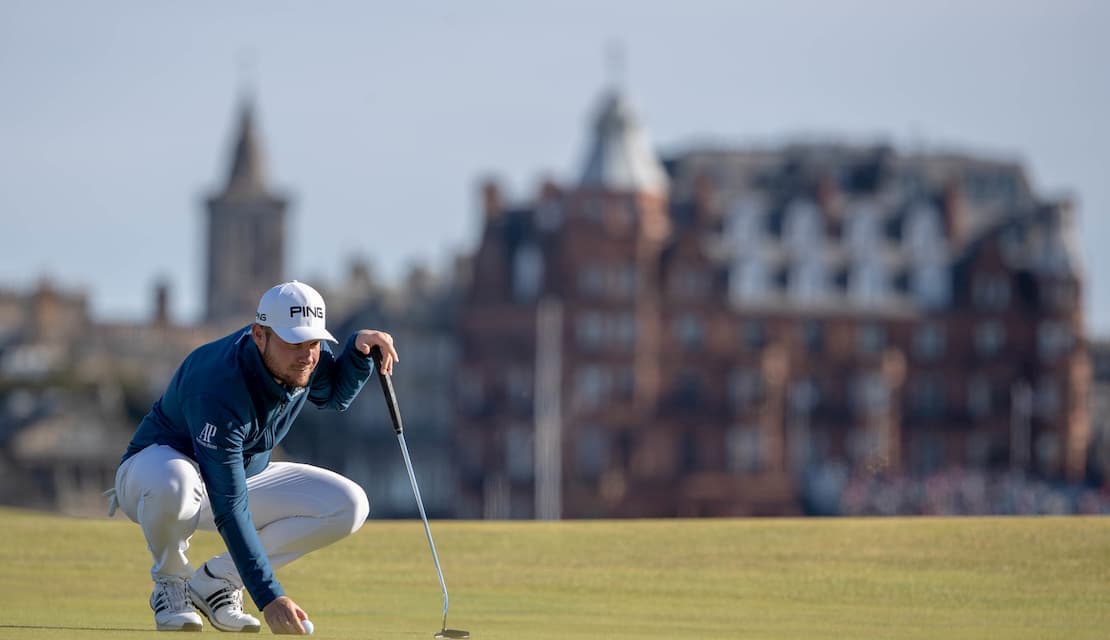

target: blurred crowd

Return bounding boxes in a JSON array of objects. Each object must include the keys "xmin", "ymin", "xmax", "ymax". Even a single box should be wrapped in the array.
[{"xmin": 827, "ymin": 468, "xmax": 1110, "ymax": 516}]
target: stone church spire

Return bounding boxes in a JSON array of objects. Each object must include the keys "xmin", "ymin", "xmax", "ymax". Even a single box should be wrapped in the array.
[
  {"xmin": 224, "ymin": 102, "xmax": 268, "ymax": 196},
  {"xmin": 204, "ymin": 98, "xmax": 289, "ymax": 326}
]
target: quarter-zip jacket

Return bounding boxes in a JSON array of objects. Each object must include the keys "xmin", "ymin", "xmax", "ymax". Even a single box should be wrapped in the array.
[{"xmin": 121, "ymin": 326, "xmax": 374, "ymax": 610}]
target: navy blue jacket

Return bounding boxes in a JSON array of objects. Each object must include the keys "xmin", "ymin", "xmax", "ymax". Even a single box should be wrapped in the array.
[{"xmin": 122, "ymin": 326, "xmax": 374, "ymax": 609}]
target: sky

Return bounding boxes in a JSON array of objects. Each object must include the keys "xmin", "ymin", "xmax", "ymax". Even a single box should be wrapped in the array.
[{"xmin": 2, "ymin": 1, "xmax": 1108, "ymax": 335}]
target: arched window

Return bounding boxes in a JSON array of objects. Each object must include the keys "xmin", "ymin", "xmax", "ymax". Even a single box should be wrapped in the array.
[
  {"xmin": 845, "ymin": 202, "xmax": 881, "ymax": 255},
  {"xmin": 849, "ymin": 259, "xmax": 887, "ymax": 306},
  {"xmin": 912, "ymin": 263, "xmax": 950, "ymax": 308},
  {"xmin": 729, "ymin": 254, "xmax": 769, "ymax": 304},
  {"xmin": 789, "ymin": 255, "xmax": 827, "ymax": 304},
  {"xmin": 783, "ymin": 199, "xmax": 822, "ymax": 255},
  {"xmin": 726, "ymin": 197, "xmax": 763, "ymax": 252},
  {"xmin": 905, "ymin": 203, "xmax": 944, "ymax": 261}
]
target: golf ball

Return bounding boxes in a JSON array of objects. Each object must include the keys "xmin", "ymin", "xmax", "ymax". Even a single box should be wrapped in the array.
[{"xmin": 302, "ymin": 619, "xmax": 314, "ymax": 635}]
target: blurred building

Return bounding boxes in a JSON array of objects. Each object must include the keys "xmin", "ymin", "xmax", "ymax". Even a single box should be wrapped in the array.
[
  {"xmin": 1088, "ymin": 339, "xmax": 1110, "ymax": 485},
  {"xmin": 0, "ymin": 280, "xmax": 219, "ymax": 515},
  {"xmin": 456, "ymin": 87, "xmax": 1090, "ymax": 518}
]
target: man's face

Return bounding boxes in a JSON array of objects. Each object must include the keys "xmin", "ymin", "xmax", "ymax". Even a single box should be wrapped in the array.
[{"xmin": 252, "ymin": 324, "xmax": 321, "ymax": 388}]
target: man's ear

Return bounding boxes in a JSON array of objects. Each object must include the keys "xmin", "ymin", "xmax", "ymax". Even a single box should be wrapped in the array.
[{"xmin": 250, "ymin": 324, "xmax": 267, "ymax": 350}]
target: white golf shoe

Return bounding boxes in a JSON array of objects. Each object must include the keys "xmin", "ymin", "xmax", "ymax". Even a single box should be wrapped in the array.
[
  {"xmin": 188, "ymin": 564, "xmax": 262, "ymax": 633},
  {"xmin": 150, "ymin": 576, "xmax": 203, "ymax": 632}
]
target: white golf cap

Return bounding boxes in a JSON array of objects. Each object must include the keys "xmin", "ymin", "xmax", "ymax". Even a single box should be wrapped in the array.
[{"xmin": 255, "ymin": 281, "xmax": 338, "ymax": 344}]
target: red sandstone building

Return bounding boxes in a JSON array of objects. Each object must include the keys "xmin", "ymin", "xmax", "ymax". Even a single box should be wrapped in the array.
[{"xmin": 456, "ymin": 88, "xmax": 1089, "ymax": 518}]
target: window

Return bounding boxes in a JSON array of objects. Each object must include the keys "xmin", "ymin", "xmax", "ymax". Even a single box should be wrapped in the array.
[
  {"xmin": 576, "ymin": 312, "xmax": 603, "ymax": 347},
  {"xmin": 505, "ymin": 368, "xmax": 533, "ymax": 411},
  {"xmin": 912, "ymin": 263, "xmax": 950, "ymax": 308},
  {"xmin": 675, "ymin": 313, "xmax": 704, "ymax": 349},
  {"xmin": 512, "ymin": 245, "xmax": 543, "ymax": 302},
  {"xmin": 726, "ymin": 425, "xmax": 765, "ymax": 473},
  {"xmin": 578, "ymin": 263, "xmax": 638, "ymax": 299},
  {"xmin": 967, "ymin": 375, "xmax": 991, "ymax": 419},
  {"xmin": 789, "ymin": 256, "xmax": 828, "ymax": 304},
  {"xmin": 857, "ymin": 323, "xmax": 886, "ymax": 356},
  {"xmin": 973, "ymin": 273, "xmax": 1011, "ymax": 311},
  {"xmin": 788, "ymin": 378, "xmax": 820, "ymax": 415},
  {"xmin": 848, "ymin": 260, "xmax": 887, "ymax": 306},
  {"xmin": 910, "ymin": 375, "xmax": 945, "ymax": 417},
  {"xmin": 845, "ymin": 203, "xmax": 880, "ymax": 254},
  {"xmin": 1038, "ymin": 321, "xmax": 1072, "ymax": 362},
  {"xmin": 670, "ymin": 268, "xmax": 711, "ymax": 301},
  {"xmin": 577, "ymin": 265, "xmax": 603, "ymax": 297},
  {"xmin": 913, "ymin": 322, "xmax": 946, "ymax": 360},
  {"xmin": 573, "ymin": 365, "xmax": 610, "ymax": 411},
  {"xmin": 506, "ymin": 425, "xmax": 534, "ymax": 481},
  {"xmin": 730, "ymin": 255, "xmax": 769, "ymax": 303},
  {"xmin": 853, "ymin": 372, "xmax": 889, "ymax": 414},
  {"xmin": 801, "ymin": 319, "xmax": 824, "ymax": 354},
  {"xmin": 905, "ymin": 204, "xmax": 944, "ymax": 260},
  {"xmin": 613, "ymin": 312, "xmax": 637, "ymax": 347},
  {"xmin": 1035, "ymin": 378, "xmax": 1060, "ymax": 419},
  {"xmin": 613, "ymin": 367, "xmax": 635, "ymax": 402},
  {"xmin": 726, "ymin": 197, "xmax": 762, "ymax": 251},
  {"xmin": 675, "ymin": 370, "xmax": 703, "ymax": 409},
  {"xmin": 975, "ymin": 321, "xmax": 1006, "ymax": 357},
  {"xmin": 728, "ymin": 368, "xmax": 764, "ymax": 409},
  {"xmin": 575, "ymin": 425, "xmax": 608, "ymax": 478},
  {"xmin": 741, "ymin": 319, "xmax": 766, "ymax": 350},
  {"xmin": 784, "ymin": 199, "xmax": 821, "ymax": 254}
]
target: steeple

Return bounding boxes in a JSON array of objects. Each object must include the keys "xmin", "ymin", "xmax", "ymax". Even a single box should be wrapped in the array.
[
  {"xmin": 578, "ymin": 88, "xmax": 669, "ymax": 195},
  {"xmin": 223, "ymin": 101, "xmax": 268, "ymax": 195},
  {"xmin": 204, "ymin": 97, "xmax": 289, "ymax": 326}
]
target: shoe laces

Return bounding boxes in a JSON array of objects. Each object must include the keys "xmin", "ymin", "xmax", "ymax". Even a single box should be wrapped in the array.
[
  {"xmin": 225, "ymin": 584, "xmax": 245, "ymax": 612},
  {"xmin": 155, "ymin": 577, "xmax": 192, "ymax": 612}
]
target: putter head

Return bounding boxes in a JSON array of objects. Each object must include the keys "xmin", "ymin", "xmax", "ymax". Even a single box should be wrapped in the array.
[{"xmin": 435, "ymin": 630, "xmax": 470, "ymax": 639}]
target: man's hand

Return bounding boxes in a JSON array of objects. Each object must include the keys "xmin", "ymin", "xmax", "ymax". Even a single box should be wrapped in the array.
[
  {"xmin": 354, "ymin": 329, "xmax": 399, "ymax": 375},
  {"xmin": 262, "ymin": 596, "xmax": 310, "ymax": 635}
]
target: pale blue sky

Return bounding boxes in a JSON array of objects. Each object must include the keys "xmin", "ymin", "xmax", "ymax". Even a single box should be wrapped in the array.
[{"xmin": 2, "ymin": 1, "xmax": 1108, "ymax": 335}]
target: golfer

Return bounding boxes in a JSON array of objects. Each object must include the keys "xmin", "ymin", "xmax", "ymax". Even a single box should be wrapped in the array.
[{"xmin": 108, "ymin": 280, "xmax": 398, "ymax": 634}]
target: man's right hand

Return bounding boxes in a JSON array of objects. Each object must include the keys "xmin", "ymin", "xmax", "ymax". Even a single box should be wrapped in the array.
[{"xmin": 262, "ymin": 596, "xmax": 310, "ymax": 634}]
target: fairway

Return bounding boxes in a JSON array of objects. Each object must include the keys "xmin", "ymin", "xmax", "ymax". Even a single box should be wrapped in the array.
[{"xmin": 0, "ymin": 507, "xmax": 1108, "ymax": 639}]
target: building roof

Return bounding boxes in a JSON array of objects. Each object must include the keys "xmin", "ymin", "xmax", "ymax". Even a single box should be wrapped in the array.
[
  {"xmin": 578, "ymin": 90, "xmax": 669, "ymax": 195},
  {"xmin": 222, "ymin": 101, "xmax": 268, "ymax": 196}
]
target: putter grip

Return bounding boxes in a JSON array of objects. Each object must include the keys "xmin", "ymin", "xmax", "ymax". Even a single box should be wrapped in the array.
[{"xmin": 370, "ymin": 345, "xmax": 404, "ymax": 435}]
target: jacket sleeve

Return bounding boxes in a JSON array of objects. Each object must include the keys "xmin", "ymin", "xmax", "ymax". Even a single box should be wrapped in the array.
[
  {"xmin": 183, "ymin": 394, "xmax": 285, "ymax": 610},
  {"xmin": 307, "ymin": 333, "xmax": 375, "ymax": 410}
]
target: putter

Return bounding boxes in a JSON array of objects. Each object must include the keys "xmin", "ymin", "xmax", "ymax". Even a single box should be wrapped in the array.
[{"xmin": 371, "ymin": 347, "xmax": 470, "ymax": 640}]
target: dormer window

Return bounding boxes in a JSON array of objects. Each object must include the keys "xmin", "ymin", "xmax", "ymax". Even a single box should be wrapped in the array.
[{"xmin": 783, "ymin": 199, "xmax": 821, "ymax": 254}]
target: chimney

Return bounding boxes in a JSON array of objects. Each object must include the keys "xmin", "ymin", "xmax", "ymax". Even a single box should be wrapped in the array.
[
  {"xmin": 538, "ymin": 177, "xmax": 561, "ymax": 203},
  {"xmin": 481, "ymin": 178, "xmax": 503, "ymax": 220},
  {"xmin": 153, "ymin": 278, "xmax": 171, "ymax": 327}
]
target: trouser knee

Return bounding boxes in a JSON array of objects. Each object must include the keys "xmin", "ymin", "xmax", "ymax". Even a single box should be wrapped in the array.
[
  {"xmin": 330, "ymin": 477, "xmax": 370, "ymax": 535},
  {"xmin": 140, "ymin": 460, "xmax": 204, "ymax": 523}
]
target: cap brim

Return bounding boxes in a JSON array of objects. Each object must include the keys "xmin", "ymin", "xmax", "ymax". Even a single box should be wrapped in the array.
[{"xmin": 271, "ymin": 325, "xmax": 338, "ymax": 345}]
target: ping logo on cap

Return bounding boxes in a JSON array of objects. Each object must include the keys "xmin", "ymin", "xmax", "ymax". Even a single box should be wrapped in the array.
[{"xmin": 290, "ymin": 306, "xmax": 324, "ymax": 319}]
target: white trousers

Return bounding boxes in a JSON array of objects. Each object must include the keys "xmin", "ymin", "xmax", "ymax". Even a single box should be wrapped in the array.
[{"xmin": 114, "ymin": 444, "xmax": 369, "ymax": 586}]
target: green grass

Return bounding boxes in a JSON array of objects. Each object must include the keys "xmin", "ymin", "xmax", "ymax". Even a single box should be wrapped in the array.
[{"xmin": 0, "ymin": 508, "xmax": 1108, "ymax": 639}]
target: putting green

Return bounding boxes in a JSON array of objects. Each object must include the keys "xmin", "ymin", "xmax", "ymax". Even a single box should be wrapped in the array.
[{"xmin": 0, "ymin": 507, "xmax": 1107, "ymax": 639}]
